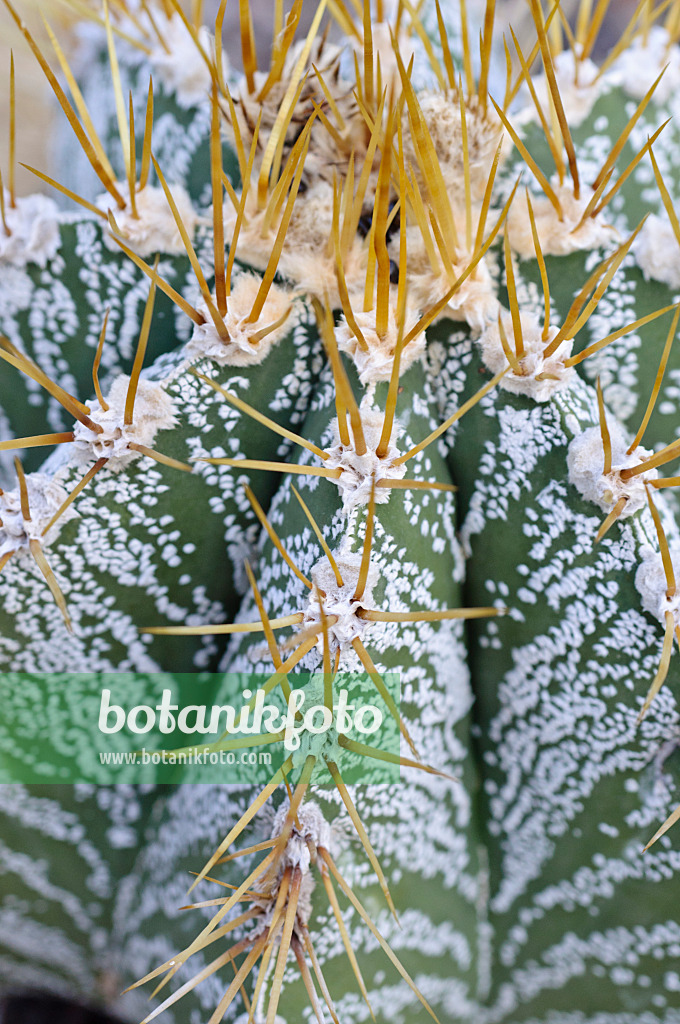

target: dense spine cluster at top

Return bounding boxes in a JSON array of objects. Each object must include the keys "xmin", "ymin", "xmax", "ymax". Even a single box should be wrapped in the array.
[{"xmin": 3, "ymin": 0, "xmax": 680, "ymax": 1021}]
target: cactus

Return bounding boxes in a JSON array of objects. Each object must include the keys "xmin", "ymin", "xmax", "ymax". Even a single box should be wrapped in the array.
[{"xmin": 3, "ymin": 0, "xmax": 680, "ymax": 1021}]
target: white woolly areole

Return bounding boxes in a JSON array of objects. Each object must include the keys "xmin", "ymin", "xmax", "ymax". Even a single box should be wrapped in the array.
[
  {"xmin": 531, "ymin": 50, "xmax": 601, "ymax": 127},
  {"xmin": 186, "ymin": 274, "xmax": 294, "ymax": 366},
  {"xmin": 72, "ymin": 376, "xmax": 176, "ymax": 471},
  {"xmin": 223, "ymin": 181, "xmax": 367, "ymax": 304},
  {"xmin": 613, "ymin": 26, "xmax": 680, "ymax": 103},
  {"xmin": 404, "ymin": 237, "xmax": 499, "ymax": 335},
  {"xmin": 149, "ymin": 17, "xmax": 222, "ymax": 107},
  {"xmin": 405, "ymin": 90, "xmax": 504, "ymax": 201},
  {"xmin": 479, "ymin": 311, "xmax": 574, "ymax": 401},
  {"xmin": 270, "ymin": 802, "xmax": 332, "ymax": 874},
  {"xmin": 335, "ymin": 302, "xmax": 423, "ymax": 383},
  {"xmin": 231, "ymin": 39, "xmax": 355, "ymax": 183},
  {"xmin": 636, "ymin": 545, "xmax": 680, "ymax": 626},
  {"xmin": 507, "ymin": 178, "xmax": 615, "ymax": 258},
  {"xmin": 633, "ymin": 213, "xmax": 680, "ymax": 291},
  {"xmin": 0, "ymin": 191, "xmax": 60, "ymax": 268},
  {"xmin": 0, "ymin": 474, "xmax": 75, "ymax": 558},
  {"xmin": 303, "ymin": 551, "xmax": 380, "ymax": 654},
  {"xmin": 325, "ymin": 405, "xmax": 406, "ymax": 509},
  {"xmin": 96, "ymin": 181, "xmax": 197, "ymax": 257},
  {"xmin": 567, "ymin": 425, "xmax": 657, "ymax": 516},
  {"xmin": 252, "ymin": 802, "xmax": 331, "ymax": 933}
]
